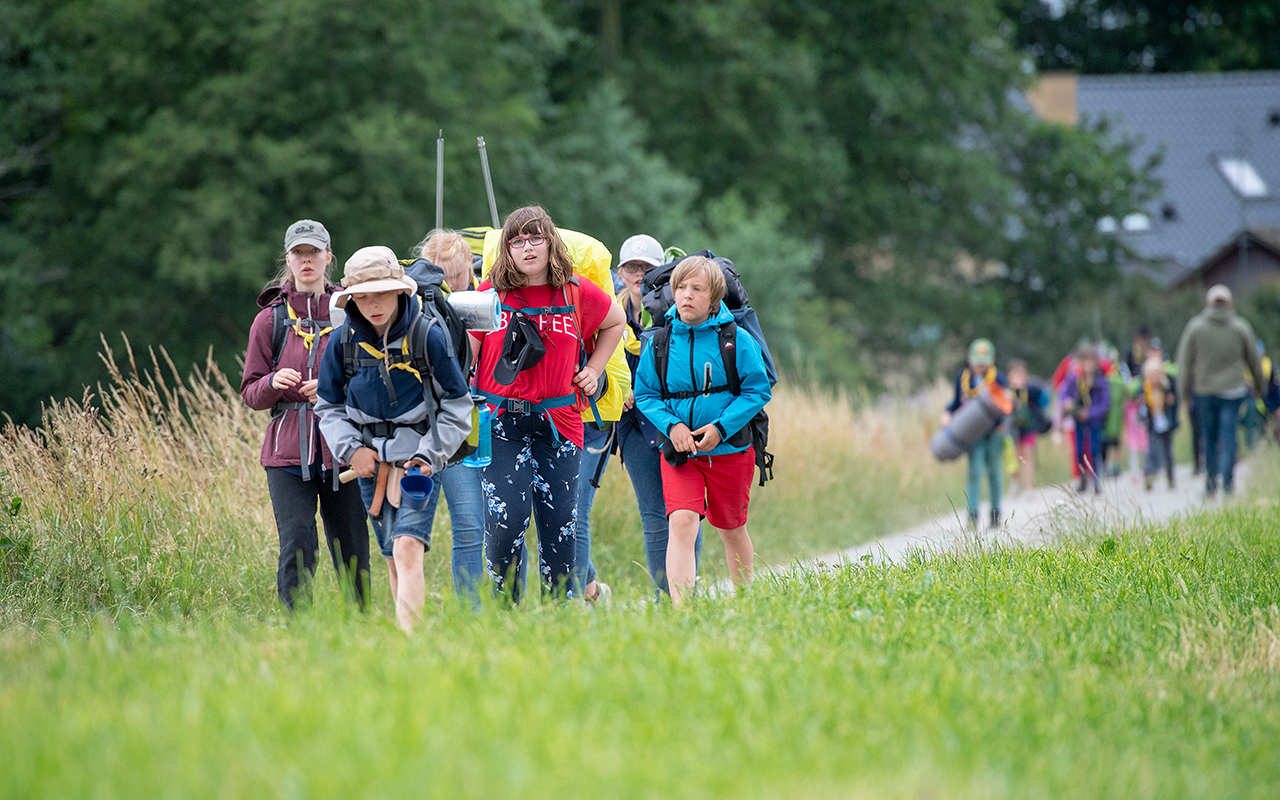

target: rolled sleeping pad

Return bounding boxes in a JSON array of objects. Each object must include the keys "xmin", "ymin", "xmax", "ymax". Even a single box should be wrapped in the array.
[
  {"xmin": 931, "ymin": 391, "xmax": 1004, "ymax": 462},
  {"xmin": 447, "ymin": 290, "xmax": 501, "ymax": 331}
]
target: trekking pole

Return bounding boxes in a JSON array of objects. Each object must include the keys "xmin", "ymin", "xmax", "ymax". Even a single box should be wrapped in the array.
[
  {"xmin": 478, "ymin": 136, "xmax": 500, "ymax": 228},
  {"xmin": 436, "ymin": 130, "xmax": 444, "ymax": 231}
]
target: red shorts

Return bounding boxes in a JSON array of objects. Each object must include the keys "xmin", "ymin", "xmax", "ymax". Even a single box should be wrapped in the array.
[{"xmin": 659, "ymin": 447, "xmax": 755, "ymax": 529}]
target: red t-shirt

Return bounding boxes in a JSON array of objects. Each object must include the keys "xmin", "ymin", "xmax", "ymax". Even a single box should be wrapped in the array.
[{"xmin": 472, "ymin": 280, "xmax": 612, "ymax": 448}]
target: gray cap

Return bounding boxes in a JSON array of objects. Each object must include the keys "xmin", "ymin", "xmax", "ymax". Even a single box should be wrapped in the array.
[
  {"xmin": 1206, "ymin": 284, "xmax": 1232, "ymax": 306},
  {"xmin": 617, "ymin": 234, "xmax": 665, "ymax": 270},
  {"xmin": 284, "ymin": 219, "xmax": 331, "ymax": 252}
]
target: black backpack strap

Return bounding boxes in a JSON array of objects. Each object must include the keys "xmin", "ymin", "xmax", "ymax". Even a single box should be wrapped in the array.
[
  {"xmin": 652, "ymin": 322, "xmax": 673, "ymax": 400},
  {"xmin": 339, "ymin": 323, "xmax": 358, "ymax": 382},
  {"xmin": 405, "ymin": 312, "xmax": 446, "ymax": 457},
  {"xmin": 718, "ymin": 321, "xmax": 740, "ymax": 396},
  {"xmin": 270, "ymin": 301, "xmax": 289, "ymax": 367}
]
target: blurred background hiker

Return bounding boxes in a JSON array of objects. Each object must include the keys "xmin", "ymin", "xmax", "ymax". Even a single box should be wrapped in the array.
[
  {"xmin": 1123, "ymin": 326, "xmax": 1153, "ymax": 479},
  {"xmin": 1100, "ymin": 341, "xmax": 1126, "ymax": 478},
  {"xmin": 1139, "ymin": 357, "xmax": 1178, "ymax": 490},
  {"xmin": 941, "ymin": 338, "xmax": 1008, "ymax": 529},
  {"xmin": 472, "ymin": 207, "xmax": 625, "ymax": 602},
  {"xmin": 1176, "ymin": 285, "xmax": 1264, "ymax": 498},
  {"xmin": 316, "ymin": 247, "xmax": 474, "ymax": 632},
  {"xmin": 407, "ymin": 229, "xmax": 486, "ymax": 605},
  {"xmin": 634, "ymin": 256, "xmax": 772, "ymax": 605},
  {"xmin": 1006, "ymin": 358, "xmax": 1050, "ymax": 493},
  {"xmin": 240, "ymin": 220, "xmax": 370, "ymax": 611},
  {"xmin": 1061, "ymin": 344, "xmax": 1111, "ymax": 494}
]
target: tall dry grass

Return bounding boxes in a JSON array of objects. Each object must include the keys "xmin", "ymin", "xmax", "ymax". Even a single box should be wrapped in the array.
[{"xmin": 0, "ymin": 337, "xmax": 276, "ymax": 624}]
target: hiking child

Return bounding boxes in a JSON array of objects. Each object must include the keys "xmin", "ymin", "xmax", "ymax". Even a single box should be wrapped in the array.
[
  {"xmin": 1123, "ymin": 326, "xmax": 1153, "ymax": 477},
  {"xmin": 1007, "ymin": 358, "xmax": 1050, "ymax": 493},
  {"xmin": 634, "ymin": 255, "xmax": 772, "ymax": 605},
  {"xmin": 316, "ymin": 246, "xmax": 473, "ymax": 632},
  {"xmin": 1061, "ymin": 345, "xmax": 1111, "ymax": 494},
  {"xmin": 612, "ymin": 233, "xmax": 701, "ymax": 598},
  {"xmin": 471, "ymin": 206, "xmax": 626, "ymax": 602},
  {"xmin": 402, "ymin": 229, "xmax": 486, "ymax": 604},
  {"xmin": 241, "ymin": 220, "xmax": 370, "ymax": 610},
  {"xmin": 941, "ymin": 339, "xmax": 1008, "ymax": 528},
  {"xmin": 1138, "ymin": 358, "xmax": 1178, "ymax": 490}
]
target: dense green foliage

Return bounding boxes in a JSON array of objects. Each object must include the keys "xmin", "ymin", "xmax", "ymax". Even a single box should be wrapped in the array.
[
  {"xmin": 4, "ymin": 510, "xmax": 1280, "ymax": 797},
  {"xmin": 2, "ymin": 0, "xmax": 1166, "ymax": 423},
  {"xmin": 1005, "ymin": 0, "xmax": 1280, "ymax": 73}
]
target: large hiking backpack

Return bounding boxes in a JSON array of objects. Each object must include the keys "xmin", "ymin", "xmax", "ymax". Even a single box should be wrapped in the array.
[
  {"xmin": 641, "ymin": 250, "xmax": 778, "ymax": 385},
  {"xmin": 334, "ymin": 262, "xmax": 478, "ymax": 465},
  {"xmin": 647, "ymin": 319, "xmax": 776, "ymax": 487}
]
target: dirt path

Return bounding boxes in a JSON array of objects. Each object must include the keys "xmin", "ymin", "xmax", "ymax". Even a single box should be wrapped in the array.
[{"xmin": 803, "ymin": 462, "xmax": 1240, "ymax": 569}]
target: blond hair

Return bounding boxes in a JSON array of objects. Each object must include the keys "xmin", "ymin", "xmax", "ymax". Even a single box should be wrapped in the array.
[
  {"xmin": 418, "ymin": 229, "xmax": 474, "ymax": 291},
  {"xmin": 670, "ymin": 255, "xmax": 726, "ymax": 307},
  {"xmin": 488, "ymin": 206, "xmax": 575, "ymax": 291}
]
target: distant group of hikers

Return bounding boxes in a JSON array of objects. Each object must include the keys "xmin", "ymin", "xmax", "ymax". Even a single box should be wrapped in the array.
[
  {"xmin": 941, "ymin": 283, "xmax": 1275, "ymax": 528},
  {"xmin": 241, "ymin": 208, "xmax": 773, "ymax": 629}
]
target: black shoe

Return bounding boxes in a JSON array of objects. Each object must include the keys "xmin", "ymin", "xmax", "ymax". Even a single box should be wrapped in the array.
[
  {"xmin": 1076, "ymin": 477, "xmax": 1088, "ymax": 493},
  {"xmin": 1205, "ymin": 477, "xmax": 1218, "ymax": 498},
  {"xmin": 990, "ymin": 510, "xmax": 1002, "ymax": 529},
  {"xmin": 967, "ymin": 511, "xmax": 979, "ymax": 529},
  {"xmin": 1093, "ymin": 480, "xmax": 1102, "ymax": 495}
]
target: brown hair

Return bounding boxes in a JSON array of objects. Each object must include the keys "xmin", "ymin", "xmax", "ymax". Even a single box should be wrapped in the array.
[
  {"xmin": 670, "ymin": 255, "xmax": 726, "ymax": 307},
  {"xmin": 488, "ymin": 206, "xmax": 575, "ymax": 291},
  {"xmin": 1076, "ymin": 344, "xmax": 1099, "ymax": 363},
  {"xmin": 418, "ymin": 229, "xmax": 474, "ymax": 291},
  {"xmin": 1006, "ymin": 358, "xmax": 1028, "ymax": 373},
  {"xmin": 268, "ymin": 245, "xmax": 336, "ymax": 289}
]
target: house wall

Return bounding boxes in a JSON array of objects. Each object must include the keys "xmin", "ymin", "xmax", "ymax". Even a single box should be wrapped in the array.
[{"xmin": 1195, "ymin": 246, "xmax": 1280, "ymax": 296}]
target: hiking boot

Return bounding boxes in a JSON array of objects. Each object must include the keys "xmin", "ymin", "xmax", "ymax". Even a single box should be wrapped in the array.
[
  {"xmin": 967, "ymin": 511, "xmax": 979, "ymax": 530},
  {"xmin": 1143, "ymin": 475, "xmax": 1154, "ymax": 491},
  {"xmin": 1168, "ymin": 477, "xmax": 1176, "ymax": 490},
  {"xmin": 1205, "ymin": 477, "xmax": 1218, "ymax": 498},
  {"xmin": 1076, "ymin": 476, "xmax": 1089, "ymax": 493},
  {"xmin": 990, "ymin": 510, "xmax": 1002, "ymax": 529}
]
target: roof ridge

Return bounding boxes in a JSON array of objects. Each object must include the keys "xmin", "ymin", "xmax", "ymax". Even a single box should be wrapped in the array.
[{"xmin": 1077, "ymin": 70, "xmax": 1280, "ymax": 90}]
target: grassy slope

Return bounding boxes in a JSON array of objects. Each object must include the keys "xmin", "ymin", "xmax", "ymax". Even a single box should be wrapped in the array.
[{"xmin": 3, "ymin": 505, "xmax": 1279, "ymax": 799}]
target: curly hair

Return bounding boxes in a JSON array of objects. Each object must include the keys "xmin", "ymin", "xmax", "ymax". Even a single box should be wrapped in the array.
[{"xmin": 488, "ymin": 206, "xmax": 575, "ymax": 291}]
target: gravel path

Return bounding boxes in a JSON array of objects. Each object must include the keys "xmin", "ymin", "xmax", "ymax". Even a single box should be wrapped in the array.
[{"xmin": 807, "ymin": 463, "xmax": 1238, "ymax": 569}]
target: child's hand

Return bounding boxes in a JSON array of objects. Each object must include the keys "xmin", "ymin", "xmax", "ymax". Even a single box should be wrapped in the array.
[
  {"xmin": 940, "ymin": 411, "xmax": 952, "ymax": 427},
  {"xmin": 573, "ymin": 365, "xmax": 600, "ymax": 397},
  {"xmin": 691, "ymin": 424, "xmax": 722, "ymax": 453},
  {"xmin": 668, "ymin": 423, "xmax": 697, "ymax": 454},
  {"xmin": 623, "ymin": 391, "xmax": 635, "ymax": 411},
  {"xmin": 272, "ymin": 368, "xmax": 302, "ymax": 390},
  {"xmin": 350, "ymin": 447, "xmax": 379, "ymax": 479},
  {"xmin": 1061, "ymin": 399, "xmax": 1075, "ymax": 414},
  {"xmin": 405, "ymin": 458, "xmax": 432, "ymax": 476},
  {"xmin": 299, "ymin": 379, "xmax": 319, "ymax": 404}
]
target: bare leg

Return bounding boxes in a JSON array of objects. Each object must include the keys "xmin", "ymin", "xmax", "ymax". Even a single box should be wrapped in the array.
[
  {"xmin": 719, "ymin": 525, "xmax": 754, "ymax": 588},
  {"xmin": 385, "ymin": 556, "xmax": 398, "ymax": 600},
  {"xmin": 1017, "ymin": 442, "xmax": 1035, "ymax": 491},
  {"xmin": 665, "ymin": 510, "xmax": 701, "ymax": 605},
  {"xmin": 392, "ymin": 537, "xmax": 426, "ymax": 633}
]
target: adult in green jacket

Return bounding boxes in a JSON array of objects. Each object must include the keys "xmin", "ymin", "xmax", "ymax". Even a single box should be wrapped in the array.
[{"xmin": 1175, "ymin": 284, "xmax": 1264, "ymax": 496}]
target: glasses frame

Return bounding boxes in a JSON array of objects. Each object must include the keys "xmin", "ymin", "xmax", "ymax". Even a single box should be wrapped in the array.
[{"xmin": 508, "ymin": 235, "xmax": 547, "ymax": 250}]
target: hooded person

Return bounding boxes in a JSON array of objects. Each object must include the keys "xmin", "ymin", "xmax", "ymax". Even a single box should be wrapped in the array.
[
  {"xmin": 241, "ymin": 220, "xmax": 371, "ymax": 611},
  {"xmin": 1175, "ymin": 284, "xmax": 1265, "ymax": 497},
  {"xmin": 315, "ymin": 245, "xmax": 474, "ymax": 632}
]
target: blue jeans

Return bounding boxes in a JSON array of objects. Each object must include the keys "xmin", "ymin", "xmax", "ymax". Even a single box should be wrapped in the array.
[
  {"xmin": 418, "ymin": 462, "xmax": 486, "ymax": 604},
  {"xmin": 617, "ymin": 421, "xmax": 701, "ymax": 597},
  {"xmin": 1074, "ymin": 420, "xmax": 1103, "ymax": 486},
  {"xmin": 1196, "ymin": 394, "xmax": 1245, "ymax": 491},
  {"xmin": 359, "ymin": 475, "xmax": 436, "ymax": 559},
  {"xmin": 964, "ymin": 432, "xmax": 1003, "ymax": 517},
  {"xmin": 573, "ymin": 442, "xmax": 609, "ymax": 591},
  {"xmin": 481, "ymin": 411, "xmax": 580, "ymax": 601}
]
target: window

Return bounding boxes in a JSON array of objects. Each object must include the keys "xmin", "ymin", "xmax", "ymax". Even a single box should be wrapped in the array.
[
  {"xmin": 1121, "ymin": 213, "xmax": 1151, "ymax": 232},
  {"xmin": 1217, "ymin": 157, "xmax": 1269, "ymax": 198}
]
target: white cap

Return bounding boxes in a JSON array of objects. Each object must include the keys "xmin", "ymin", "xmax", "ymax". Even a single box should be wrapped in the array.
[
  {"xmin": 1206, "ymin": 284, "xmax": 1233, "ymax": 306},
  {"xmin": 617, "ymin": 234, "xmax": 665, "ymax": 270}
]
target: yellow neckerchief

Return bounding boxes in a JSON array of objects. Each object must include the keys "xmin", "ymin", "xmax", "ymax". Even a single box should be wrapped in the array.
[
  {"xmin": 1078, "ymin": 370, "xmax": 1093, "ymax": 411},
  {"xmin": 1143, "ymin": 377, "xmax": 1165, "ymax": 416},
  {"xmin": 286, "ymin": 302, "xmax": 334, "ymax": 351},
  {"xmin": 1247, "ymin": 356, "xmax": 1273, "ymax": 384},
  {"xmin": 961, "ymin": 367, "xmax": 996, "ymax": 399},
  {"xmin": 356, "ymin": 331, "xmax": 423, "ymax": 383}
]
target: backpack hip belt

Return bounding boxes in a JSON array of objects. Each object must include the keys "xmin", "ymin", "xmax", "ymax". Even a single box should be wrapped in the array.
[
  {"xmin": 357, "ymin": 419, "xmax": 431, "ymax": 454},
  {"xmin": 476, "ymin": 390, "xmax": 579, "ymax": 442}
]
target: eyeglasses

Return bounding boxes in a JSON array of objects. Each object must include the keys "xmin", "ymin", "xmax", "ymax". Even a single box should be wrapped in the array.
[
  {"xmin": 619, "ymin": 261, "xmax": 651, "ymax": 274},
  {"xmin": 508, "ymin": 235, "xmax": 547, "ymax": 250}
]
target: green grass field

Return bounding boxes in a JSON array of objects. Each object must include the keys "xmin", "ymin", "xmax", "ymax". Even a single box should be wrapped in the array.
[{"xmin": 4, "ymin": 351, "xmax": 1278, "ymax": 798}]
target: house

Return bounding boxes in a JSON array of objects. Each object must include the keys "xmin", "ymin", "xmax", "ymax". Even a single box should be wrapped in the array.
[{"xmin": 1026, "ymin": 71, "xmax": 1280, "ymax": 295}]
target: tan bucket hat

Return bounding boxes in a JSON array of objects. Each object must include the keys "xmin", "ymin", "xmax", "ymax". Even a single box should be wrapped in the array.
[{"xmin": 332, "ymin": 246, "xmax": 417, "ymax": 308}]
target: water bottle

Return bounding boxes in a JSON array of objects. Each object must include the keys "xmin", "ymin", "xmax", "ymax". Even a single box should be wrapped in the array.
[{"xmin": 463, "ymin": 400, "xmax": 492, "ymax": 468}]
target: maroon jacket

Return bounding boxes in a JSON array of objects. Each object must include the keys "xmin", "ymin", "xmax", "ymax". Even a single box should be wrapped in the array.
[{"xmin": 241, "ymin": 282, "xmax": 341, "ymax": 473}]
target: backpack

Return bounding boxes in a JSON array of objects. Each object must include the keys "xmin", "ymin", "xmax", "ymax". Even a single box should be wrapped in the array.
[
  {"xmin": 640, "ymin": 250, "xmax": 778, "ymax": 385},
  {"xmin": 334, "ymin": 262, "xmax": 478, "ymax": 465},
  {"xmin": 648, "ymin": 319, "xmax": 775, "ymax": 487},
  {"xmin": 268, "ymin": 291, "xmax": 335, "ymax": 372}
]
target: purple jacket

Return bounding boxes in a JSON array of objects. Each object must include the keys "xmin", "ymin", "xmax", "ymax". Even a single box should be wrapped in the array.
[
  {"xmin": 1062, "ymin": 370, "xmax": 1111, "ymax": 428},
  {"xmin": 241, "ymin": 283, "xmax": 340, "ymax": 472}
]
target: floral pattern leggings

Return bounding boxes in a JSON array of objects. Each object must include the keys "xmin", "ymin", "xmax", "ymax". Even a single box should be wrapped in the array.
[{"xmin": 481, "ymin": 410, "xmax": 581, "ymax": 601}]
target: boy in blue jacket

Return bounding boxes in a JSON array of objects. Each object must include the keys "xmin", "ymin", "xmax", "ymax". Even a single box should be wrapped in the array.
[
  {"xmin": 942, "ymin": 338, "xmax": 1009, "ymax": 529},
  {"xmin": 316, "ymin": 246, "xmax": 473, "ymax": 632},
  {"xmin": 1061, "ymin": 345, "xmax": 1111, "ymax": 494},
  {"xmin": 634, "ymin": 256, "xmax": 771, "ymax": 604}
]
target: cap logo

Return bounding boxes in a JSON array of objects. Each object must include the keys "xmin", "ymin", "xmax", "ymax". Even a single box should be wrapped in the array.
[
  {"xmin": 294, "ymin": 224, "xmax": 315, "ymax": 235},
  {"xmin": 631, "ymin": 243, "xmax": 646, "ymax": 253}
]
